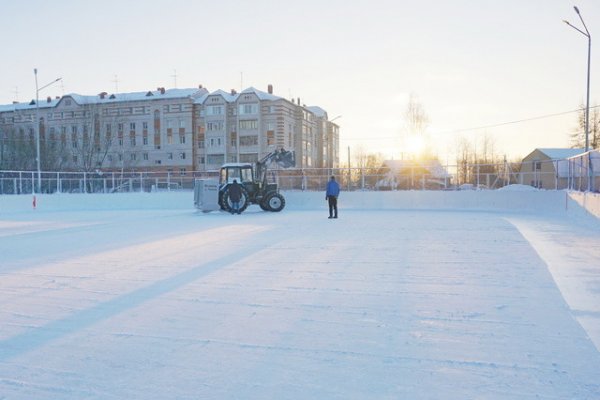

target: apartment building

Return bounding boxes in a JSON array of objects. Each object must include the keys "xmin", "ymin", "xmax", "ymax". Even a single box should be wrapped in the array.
[{"xmin": 0, "ymin": 85, "xmax": 339, "ymax": 173}]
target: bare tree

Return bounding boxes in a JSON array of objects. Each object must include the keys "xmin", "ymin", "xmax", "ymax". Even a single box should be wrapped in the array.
[
  {"xmin": 404, "ymin": 93, "xmax": 429, "ymax": 137},
  {"xmin": 352, "ymin": 145, "xmax": 385, "ymax": 188},
  {"xmin": 571, "ymin": 103, "xmax": 599, "ymax": 150},
  {"xmin": 0, "ymin": 126, "xmax": 36, "ymax": 170},
  {"xmin": 455, "ymin": 135, "xmax": 472, "ymax": 184},
  {"xmin": 402, "ymin": 93, "xmax": 437, "ymax": 159}
]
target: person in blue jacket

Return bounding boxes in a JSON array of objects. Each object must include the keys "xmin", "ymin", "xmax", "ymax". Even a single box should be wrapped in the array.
[{"xmin": 325, "ymin": 175, "xmax": 340, "ymax": 219}]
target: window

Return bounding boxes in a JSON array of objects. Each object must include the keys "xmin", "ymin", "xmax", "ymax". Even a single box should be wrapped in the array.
[
  {"xmin": 155, "ymin": 160, "xmax": 162, "ymax": 165},
  {"xmin": 239, "ymin": 120, "xmax": 258, "ymax": 130},
  {"xmin": 267, "ymin": 130, "xmax": 275, "ymax": 145},
  {"xmin": 179, "ymin": 152, "xmax": 186, "ymax": 160},
  {"xmin": 131, "ymin": 153, "xmax": 136, "ymax": 161},
  {"xmin": 240, "ymin": 135, "xmax": 258, "ymax": 146},
  {"xmin": 143, "ymin": 137, "xmax": 148, "ymax": 145},
  {"xmin": 130, "ymin": 137, "xmax": 136, "ymax": 146},
  {"xmin": 143, "ymin": 153, "xmax": 149, "ymax": 161},
  {"xmin": 207, "ymin": 105, "xmax": 223, "ymax": 115},
  {"xmin": 239, "ymin": 103, "xmax": 258, "ymax": 115},
  {"xmin": 240, "ymin": 153, "xmax": 258, "ymax": 163},
  {"xmin": 207, "ymin": 121, "xmax": 224, "ymax": 131},
  {"xmin": 207, "ymin": 154, "xmax": 225, "ymax": 165},
  {"xmin": 179, "ymin": 135, "xmax": 186, "ymax": 144},
  {"xmin": 179, "ymin": 168, "xmax": 186, "ymax": 176},
  {"xmin": 154, "ymin": 110, "xmax": 161, "ymax": 134},
  {"xmin": 198, "ymin": 133, "xmax": 205, "ymax": 148},
  {"xmin": 168, "ymin": 153, "xmax": 173, "ymax": 160},
  {"xmin": 143, "ymin": 121, "xmax": 148, "ymax": 130},
  {"xmin": 130, "ymin": 122, "xmax": 136, "ymax": 132}
]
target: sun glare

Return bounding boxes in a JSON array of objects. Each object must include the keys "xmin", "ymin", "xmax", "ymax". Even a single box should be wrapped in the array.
[{"xmin": 406, "ymin": 135, "xmax": 426, "ymax": 157}]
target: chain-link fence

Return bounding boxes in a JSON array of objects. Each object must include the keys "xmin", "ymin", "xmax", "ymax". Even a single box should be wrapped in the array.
[
  {"xmin": 565, "ymin": 151, "xmax": 599, "ymax": 192},
  {"xmin": 1, "ymin": 158, "xmax": 598, "ymax": 195}
]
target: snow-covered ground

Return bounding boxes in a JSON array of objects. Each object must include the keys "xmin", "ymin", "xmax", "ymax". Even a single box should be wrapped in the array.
[{"xmin": 1, "ymin": 191, "xmax": 599, "ymax": 399}]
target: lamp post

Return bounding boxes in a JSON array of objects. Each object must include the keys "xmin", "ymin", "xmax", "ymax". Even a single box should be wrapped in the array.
[
  {"xmin": 564, "ymin": 6, "xmax": 592, "ymax": 191},
  {"xmin": 34, "ymin": 68, "xmax": 62, "ymax": 193}
]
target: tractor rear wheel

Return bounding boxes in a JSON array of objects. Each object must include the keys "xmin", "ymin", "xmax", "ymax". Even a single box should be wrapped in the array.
[{"xmin": 222, "ymin": 186, "xmax": 249, "ymax": 213}]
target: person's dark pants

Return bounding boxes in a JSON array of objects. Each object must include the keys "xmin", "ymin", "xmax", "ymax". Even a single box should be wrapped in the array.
[{"xmin": 328, "ymin": 196, "xmax": 338, "ymax": 218}]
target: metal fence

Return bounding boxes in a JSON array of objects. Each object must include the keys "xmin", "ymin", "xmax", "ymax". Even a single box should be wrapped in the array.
[{"xmin": 1, "ymin": 159, "xmax": 598, "ymax": 195}]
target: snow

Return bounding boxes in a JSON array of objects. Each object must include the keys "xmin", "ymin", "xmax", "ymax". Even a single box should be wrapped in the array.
[
  {"xmin": 538, "ymin": 148, "xmax": 586, "ymax": 160},
  {"xmin": 497, "ymin": 183, "xmax": 538, "ymax": 191},
  {"xmin": 1, "ymin": 191, "xmax": 600, "ymax": 399}
]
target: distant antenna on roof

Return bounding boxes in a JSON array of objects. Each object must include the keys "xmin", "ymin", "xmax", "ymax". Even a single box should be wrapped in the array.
[
  {"xmin": 171, "ymin": 69, "xmax": 178, "ymax": 88},
  {"xmin": 112, "ymin": 74, "xmax": 119, "ymax": 93},
  {"xmin": 240, "ymin": 71, "xmax": 243, "ymax": 92},
  {"xmin": 12, "ymin": 86, "xmax": 19, "ymax": 102}
]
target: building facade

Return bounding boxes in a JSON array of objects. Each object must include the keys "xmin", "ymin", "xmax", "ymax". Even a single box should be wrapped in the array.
[
  {"xmin": 0, "ymin": 85, "xmax": 339, "ymax": 174},
  {"xmin": 519, "ymin": 148, "xmax": 585, "ymax": 189}
]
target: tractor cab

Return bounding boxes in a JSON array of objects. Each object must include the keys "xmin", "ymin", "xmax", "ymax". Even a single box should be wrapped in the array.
[{"xmin": 219, "ymin": 163, "xmax": 259, "ymax": 201}]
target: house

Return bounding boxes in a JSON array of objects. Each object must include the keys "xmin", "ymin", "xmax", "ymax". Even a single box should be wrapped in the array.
[{"xmin": 520, "ymin": 148, "xmax": 585, "ymax": 189}]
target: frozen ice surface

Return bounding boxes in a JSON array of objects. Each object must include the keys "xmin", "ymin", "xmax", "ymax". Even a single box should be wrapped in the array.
[{"xmin": 0, "ymin": 192, "xmax": 599, "ymax": 399}]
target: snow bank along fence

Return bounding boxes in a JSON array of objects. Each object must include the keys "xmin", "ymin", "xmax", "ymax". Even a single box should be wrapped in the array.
[{"xmin": 1, "ymin": 159, "xmax": 599, "ymax": 195}]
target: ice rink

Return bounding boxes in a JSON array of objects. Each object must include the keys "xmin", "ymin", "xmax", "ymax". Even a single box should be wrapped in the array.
[{"xmin": 1, "ymin": 191, "xmax": 599, "ymax": 399}]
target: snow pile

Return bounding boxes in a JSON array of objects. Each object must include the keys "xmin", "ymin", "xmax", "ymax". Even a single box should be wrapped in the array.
[{"xmin": 497, "ymin": 183, "xmax": 539, "ymax": 191}]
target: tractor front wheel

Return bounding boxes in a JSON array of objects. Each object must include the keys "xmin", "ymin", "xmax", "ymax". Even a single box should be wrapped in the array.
[{"xmin": 264, "ymin": 192, "xmax": 285, "ymax": 212}]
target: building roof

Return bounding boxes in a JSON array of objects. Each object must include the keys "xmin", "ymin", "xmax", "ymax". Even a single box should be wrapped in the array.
[
  {"xmin": 306, "ymin": 106, "xmax": 327, "ymax": 118},
  {"xmin": 0, "ymin": 88, "xmax": 206, "ymax": 113},
  {"xmin": 240, "ymin": 87, "xmax": 280, "ymax": 101},
  {"xmin": 193, "ymin": 87, "xmax": 284, "ymax": 105},
  {"xmin": 0, "ymin": 98, "xmax": 61, "ymax": 112},
  {"xmin": 536, "ymin": 148, "xmax": 585, "ymax": 159}
]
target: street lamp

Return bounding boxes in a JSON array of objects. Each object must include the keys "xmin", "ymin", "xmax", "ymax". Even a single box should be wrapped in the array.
[
  {"xmin": 564, "ymin": 6, "xmax": 591, "ymax": 152},
  {"xmin": 34, "ymin": 68, "xmax": 62, "ymax": 193}
]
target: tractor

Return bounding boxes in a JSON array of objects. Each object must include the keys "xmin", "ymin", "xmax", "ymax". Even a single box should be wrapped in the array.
[{"xmin": 218, "ymin": 148, "xmax": 295, "ymax": 213}]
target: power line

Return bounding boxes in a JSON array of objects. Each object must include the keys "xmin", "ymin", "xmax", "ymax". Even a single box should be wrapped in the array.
[{"xmin": 344, "ymin": 105, "xmax": 598, "ymax": 141}]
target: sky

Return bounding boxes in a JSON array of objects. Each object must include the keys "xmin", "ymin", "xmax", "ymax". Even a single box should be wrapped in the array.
[{"xmin": 2, "ymin": 0, "xmax": 600, "ymax": 163}]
